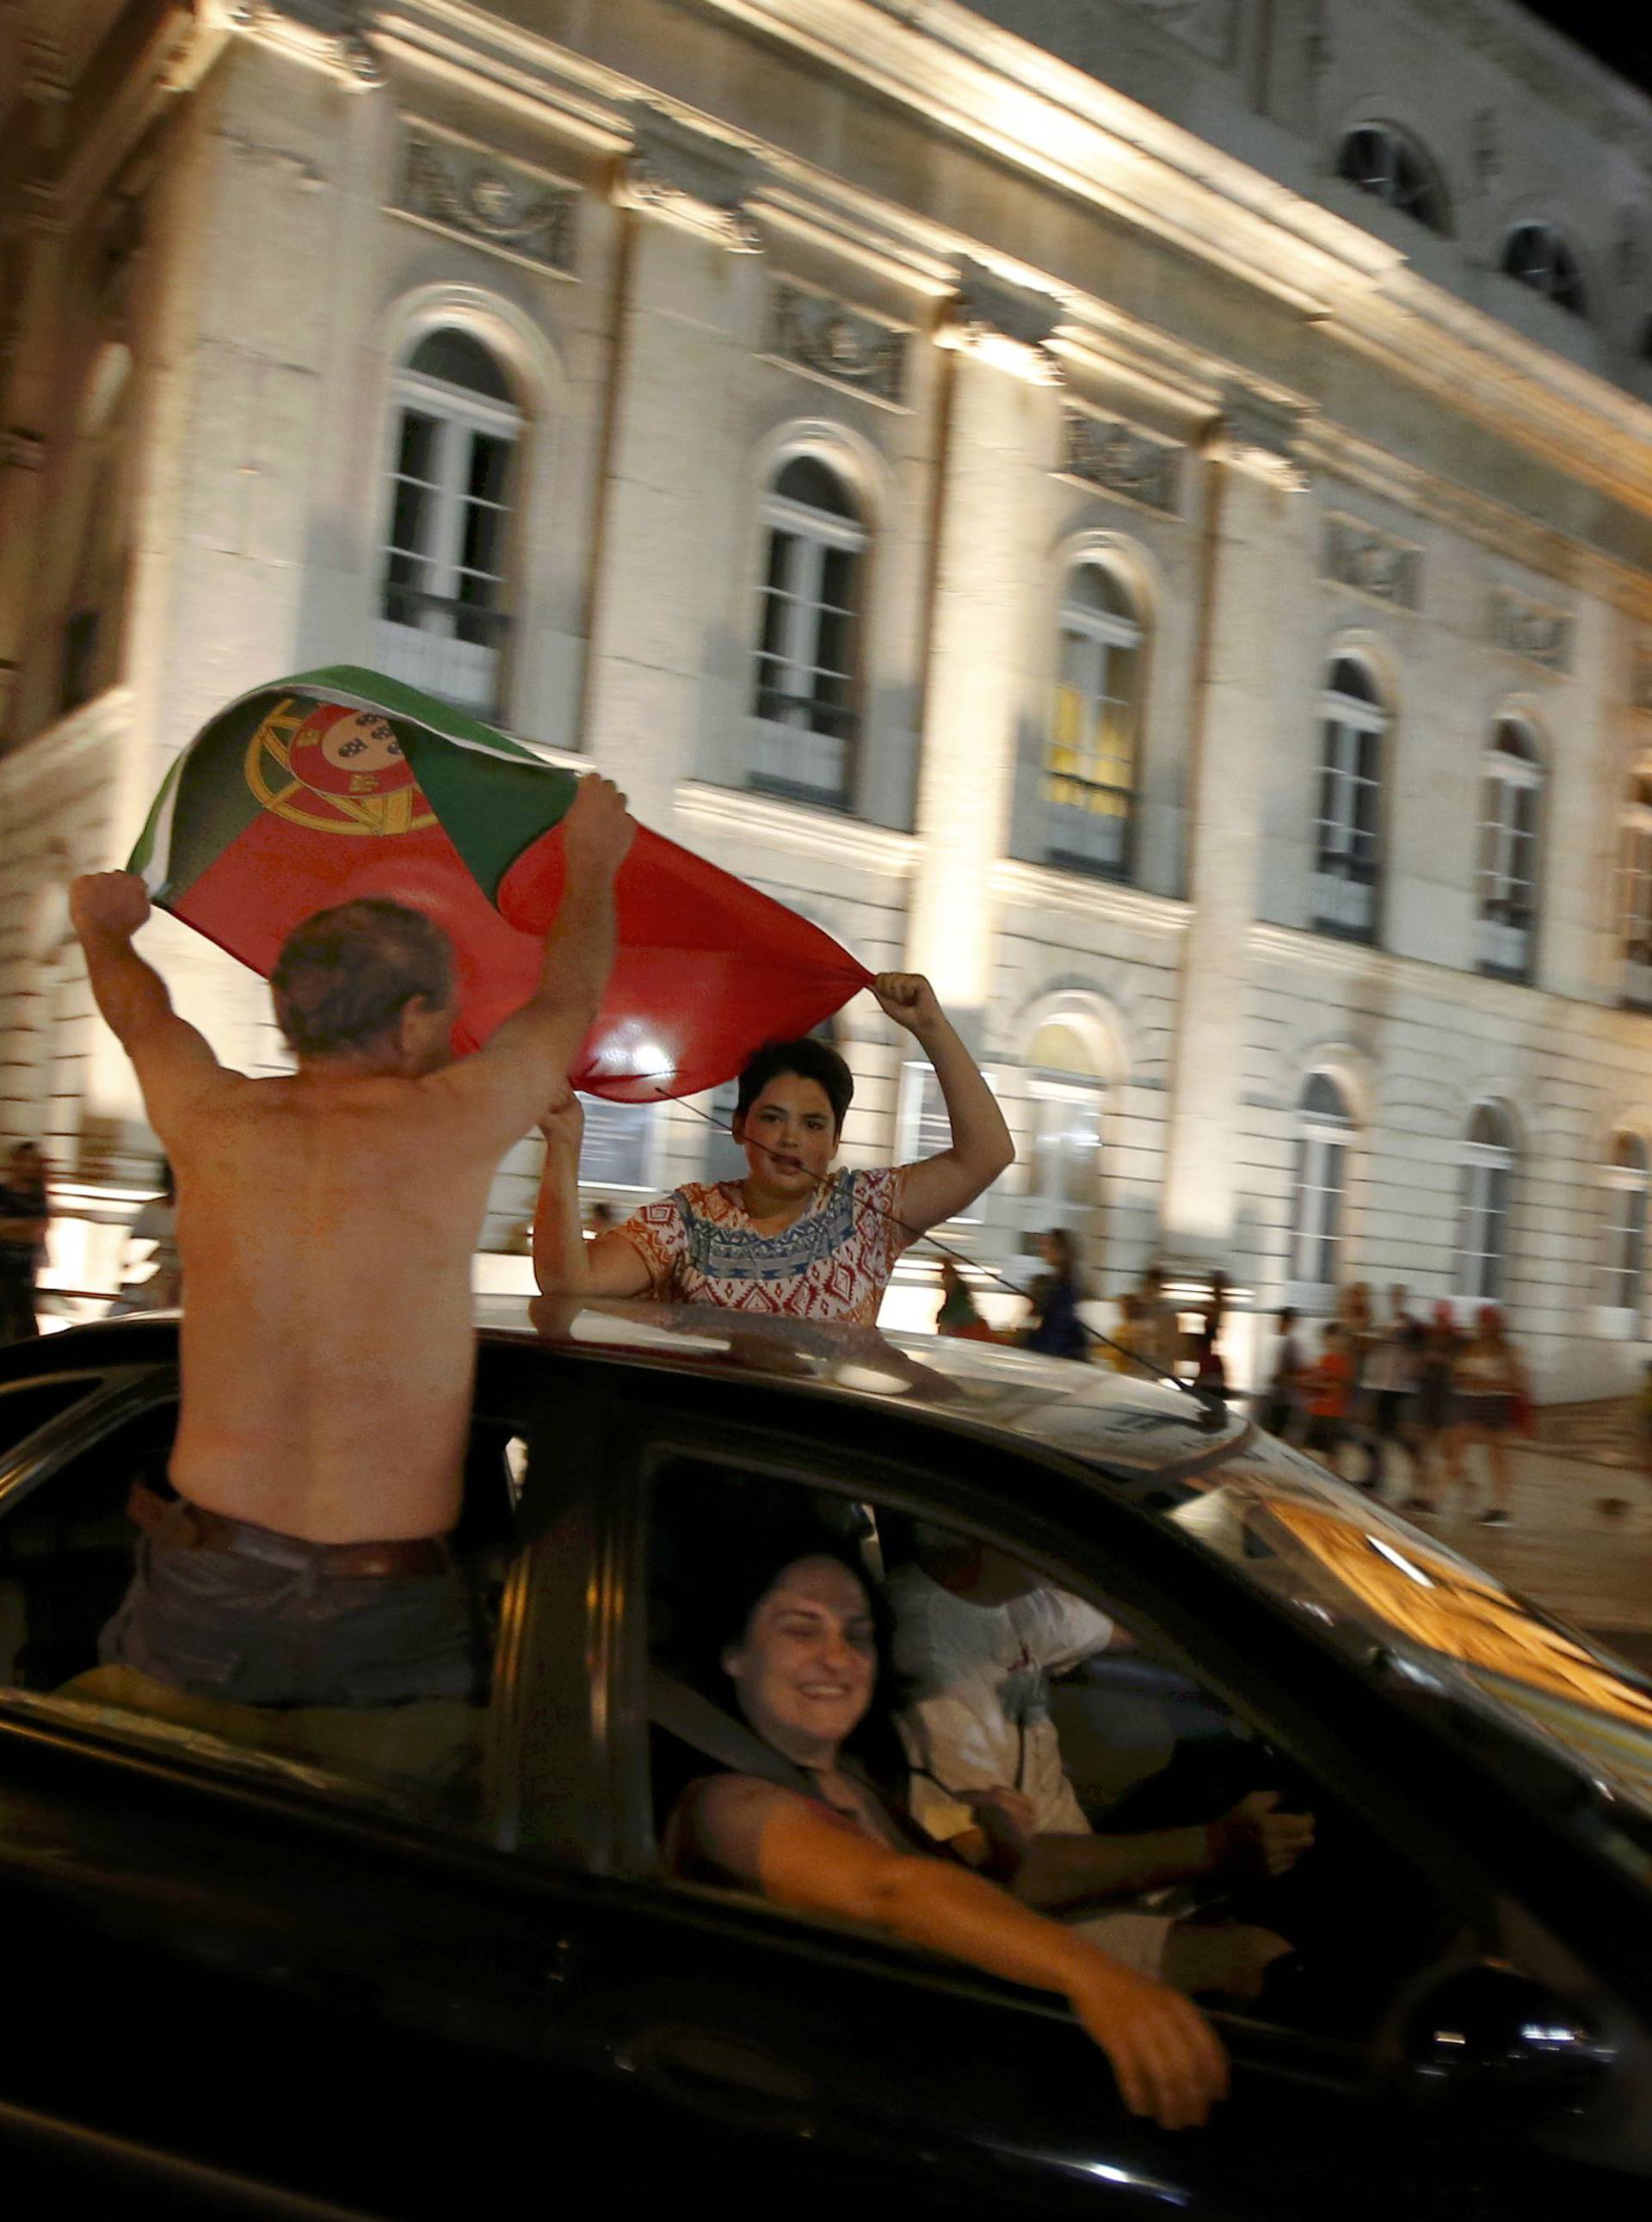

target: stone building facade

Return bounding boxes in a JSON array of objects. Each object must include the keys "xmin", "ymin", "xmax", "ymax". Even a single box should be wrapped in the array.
[{"xmin": 5, "ymin": 0, "xmax": 1652, "ymax": 1393}]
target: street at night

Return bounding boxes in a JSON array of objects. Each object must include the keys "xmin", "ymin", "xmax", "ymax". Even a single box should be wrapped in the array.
[{"xmin": 7, "ymin": 2, "xmax": 1652, "ymax": 2214}]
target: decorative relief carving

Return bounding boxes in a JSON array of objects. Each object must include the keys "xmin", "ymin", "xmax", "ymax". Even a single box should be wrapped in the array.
[
  {"xmin": 618, "ymin": 108, "xmax": 766, "ymax": 253},
  {"xmin": 226, "ymin": 1, "xmax": 382, "ymax": 89},
  {"xmin": 1322, "ymin": 513, "xmax": 1421, "ymax": 608},
  {"xmin": 397, "ymin": 129, "xmax": 577, "ymax": 276},
  {"xmin": 942, "ymin": 259, "xmax": 1063, "ymax": 382},
  {"xmin": 1490, "ymin": 588, "xmax": 1573, "ymax": 672},
  {"xmin": 1121, "ymin": 0, "xmax": 1237, "ymax": 65},
  {"xmin": 766, "ymin": 281, "xmax": 906, "ymax": 406},
  {"xmin": 1208, "ymin": 384, "xmax": 1310, "ymax": 491},
  {"xmin": 1058, "ymin": 407, "xmax": 1181, "ymax": 515}
]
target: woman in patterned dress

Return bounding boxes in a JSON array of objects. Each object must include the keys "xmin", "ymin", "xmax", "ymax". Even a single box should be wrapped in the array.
[{"xmin": 532, "ymin": 974, "xmax": 1014, "ymax": 1323}]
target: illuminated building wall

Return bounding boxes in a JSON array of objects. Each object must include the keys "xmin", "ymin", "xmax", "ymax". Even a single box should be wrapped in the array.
[{"xmin": 3, "ymin": 2, "xmax": 1652, "ymax": 1393}]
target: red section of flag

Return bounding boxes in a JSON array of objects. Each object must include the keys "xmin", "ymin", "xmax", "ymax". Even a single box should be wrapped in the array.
[{"xmin": 176, "ymin": 806, "xmax": 869, "ymax": 1102}]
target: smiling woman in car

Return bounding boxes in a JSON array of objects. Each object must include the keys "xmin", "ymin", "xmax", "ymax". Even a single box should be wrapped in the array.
[
  {"xmin": 531, "ymin": 975, "xmax": 1014, "ymax": 1322},
  {"xmin": 659, "ymin": 1538, "xmax": 1230, "ymax": 2134}
]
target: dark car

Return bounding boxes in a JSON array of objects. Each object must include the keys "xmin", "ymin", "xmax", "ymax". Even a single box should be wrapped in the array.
[{"xmin": 2, "ymin": 1299, "xmax": 1651, "ymax": 2218}]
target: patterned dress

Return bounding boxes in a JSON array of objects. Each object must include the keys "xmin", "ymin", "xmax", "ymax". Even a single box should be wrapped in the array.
[{"xmin": 617, "ymin": 1167, "xmax": 914, "ymax": 1324}]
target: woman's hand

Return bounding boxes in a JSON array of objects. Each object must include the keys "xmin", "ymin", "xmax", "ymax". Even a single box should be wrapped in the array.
[
  {"xmin": 1068, "ymin": 1957, "xmax": 1230, "ymax": 2129},
  {"xmin": 872, "ymin": 972, "xmax": 942, "ymax": 1040}
]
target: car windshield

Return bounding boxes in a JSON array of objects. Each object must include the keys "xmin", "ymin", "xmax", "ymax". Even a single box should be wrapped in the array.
[{"xmin": 1161, "ymin": 1434, "xmax": 1652, "ymax": 1867}]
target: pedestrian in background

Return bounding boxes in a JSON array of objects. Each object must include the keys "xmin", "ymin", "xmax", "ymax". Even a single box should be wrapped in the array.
[
  {"xmin": 936, "ymin": 1259, "xmax": 995, "ymax": 1342},
  {"xmin": 1363, "ymin": 1284, "xmax": 1425, "ymax": 1499},
  {"xmin": 1402, "ymin": 1302, "xmax": 1462, "ymax": 1516},
  {"xmin": 1443, "ymin": 1304, "xmax": 1527, "ymax": 1528},
  {"xmin": 1260, "ymin": 1306, "xmax": 1307, "ymax": 1440},
  {"xmin": 1106, "ymin": 1289, "xmax": 1156, "ymax": 1375},
  {"xmin": 1302, "ymin": 1322, "xmax": 1374, "ymax": 1484},
  {"xmin": 1024, "ymin": 1228, "xmax": 1090, "ymax": 1361},
  {"xmin": 0, "ymin": 1140, "xmax": 49, "ymax": 1342}
]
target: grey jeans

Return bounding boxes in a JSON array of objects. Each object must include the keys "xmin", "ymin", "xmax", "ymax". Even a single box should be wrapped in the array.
[{"xmin": 99, "ymin": 1501, "xmax": 484, "ymax": 1707}]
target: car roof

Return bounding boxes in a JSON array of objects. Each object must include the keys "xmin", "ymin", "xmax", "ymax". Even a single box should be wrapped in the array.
[
  {"xmin": 13, "ymin": 1296, "xmax": 1243, "ymax": 1482},
  {"xmin": 478, "ymin": 1293, "xmax": 1247, "ymax": 1480}
]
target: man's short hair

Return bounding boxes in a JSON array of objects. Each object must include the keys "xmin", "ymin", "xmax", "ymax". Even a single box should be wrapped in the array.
[
  {"xmin": 271, "ymin": 898, "xmax": 454, "ymax": 1059},
  {"xmin": 735, "ymin": 1036, "xmax": 854, "ymax": 1138}
]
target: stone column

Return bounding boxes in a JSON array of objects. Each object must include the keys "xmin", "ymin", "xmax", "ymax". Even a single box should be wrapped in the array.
[
  {"xmin": 1159, "ymin": 390, "xmax": 1310, "ymax": 1257},
  {"xmin": 904, "ymin": 263, "xmax": 1061, "ymax": 1028}
]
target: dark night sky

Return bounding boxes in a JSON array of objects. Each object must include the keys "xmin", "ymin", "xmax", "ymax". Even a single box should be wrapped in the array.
[{"xmin": 1514, "ymin": 4, "xmax": 1652, "ymax": 96}]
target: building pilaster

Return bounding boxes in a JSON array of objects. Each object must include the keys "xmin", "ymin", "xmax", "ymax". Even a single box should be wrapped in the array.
[{"xmin": 1159, "ymin": 390, "xmax": 1310, "ymax": 1262}]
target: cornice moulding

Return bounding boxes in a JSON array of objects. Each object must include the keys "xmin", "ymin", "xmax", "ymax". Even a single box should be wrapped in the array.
[
  {"xmin": 991, "ymin": 858, "xmax": 1191, "ymax": 935},
  {"xmin": 1246, "ymin": 920, "xmax": 1569, "ymax": 1025},
  {"xmin": 367, "ymin": 3, "xmax": 1652, "ymax": 545},
  {"xmin": 675, "ymin": 779, "xmax": 919, "ymax": 873}
]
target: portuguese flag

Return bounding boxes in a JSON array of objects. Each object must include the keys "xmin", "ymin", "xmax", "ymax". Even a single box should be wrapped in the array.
[{"xmin": 129, "ymin": 668, "xmax": 870, "ymax": 1102}]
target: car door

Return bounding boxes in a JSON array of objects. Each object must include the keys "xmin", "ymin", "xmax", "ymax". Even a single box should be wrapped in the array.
[
  {"xmin": 0, "ymin": 1336, "xmax": 768, "ymax": 2214},
  {"xmin": 554, "ymin": 1368, "xmax": 1652, "ymax": 2222}
]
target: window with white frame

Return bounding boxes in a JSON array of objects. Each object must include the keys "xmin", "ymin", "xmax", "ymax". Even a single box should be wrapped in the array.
[
  {"xmin": 378, "ymin": 328, "xmax": 521, "ymax": 718},
  {"xmin": 1288, "ymin": 1073, "xmax": 1352, "ymax": 1291},
  {"xmin": 1019, "ymin": 1020, "xmax": 1106, "ymax": 1256},
  {"xmin": 1335, "ymin": 125, "xmax": 1449, "ymax": 235},
  {"xmin": 1500, "ymin": 224, "xmax": 1587, "ymax": 317},
  {"xmin": 576, "ymin": 1093, "xmax": 656, "ymax": 1192},
  {"xmin": 750, "ymin": 454, "xmax": 865, "ymax": 806},
  {"xmin": 1457, "ymin": 1103, "xmax": 1515, "ymax": 1304},
  {"xmin": 701, "ymin": 1080, "xmax": 748, "ymax": 1184},
  {"xmin": 1476, "ymin": 720, "xmax": 1542, "ymax": 981},
  {"xmin": 1042, "ymin": 563, "xmax": 1143, "ymax": 880},
  {"xmin": 1620, "ymin": 772, "xmax": 1652, "ymax": 1009},
  {"xmin": 1603, "ymin": 1131, "xmax": 1649, "ymax": 1323},
  {"xmin": 1312, "ymin": 657, "xmax": 1385, "ymax": 941}
]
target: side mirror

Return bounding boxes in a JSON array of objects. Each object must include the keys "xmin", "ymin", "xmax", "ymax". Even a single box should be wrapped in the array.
[{"xmin": 1384, "ymin": 1960, "xmax": 1613, "ymax": 2125}]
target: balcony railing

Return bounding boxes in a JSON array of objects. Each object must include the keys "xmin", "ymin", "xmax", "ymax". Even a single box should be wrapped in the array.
[
  {"xmin": 1040, "ymin": 770, "xmax": 1131, "ymax": 879},
  {"xmin": 749, "ymin": 689, "xmax": 855, "ymax": 809},
  {"xmin": 376, "ymin": 588, "xmax": 509, "ymax": 717},
  {"xmin": 1476, "ymin": 904, "xmax": 1532, "ymax": 981},
  {"xmin": 1311, "ymin": 855, "xmax": 1378, "ymax": 940}
]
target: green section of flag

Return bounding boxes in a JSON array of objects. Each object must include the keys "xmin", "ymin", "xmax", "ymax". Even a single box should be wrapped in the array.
[{"xmin": 128, "ymin": 669, "xmax": 581, "ymax": 906}]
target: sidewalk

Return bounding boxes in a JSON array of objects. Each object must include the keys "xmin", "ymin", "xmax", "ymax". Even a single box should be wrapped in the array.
[{"xmin": 1350, "ymin": 1426, "xmax": 1652, "ymax": 1645}]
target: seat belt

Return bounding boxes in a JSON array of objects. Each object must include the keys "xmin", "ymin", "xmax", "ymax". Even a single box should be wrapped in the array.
[{"xmin": 646, "ymin": 1665, "xmax": 817, "ymax": 1799}]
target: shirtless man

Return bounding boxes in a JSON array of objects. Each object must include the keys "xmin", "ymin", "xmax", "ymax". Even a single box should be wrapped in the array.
[{"xmin": 69, "ymin": 775, "xmax": 632, "ymax": 1709}]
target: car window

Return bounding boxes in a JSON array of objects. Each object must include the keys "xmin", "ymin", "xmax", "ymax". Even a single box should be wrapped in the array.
[
  {"xmin": 0, "ymin": 1372, "xmax": 109, "ymax": 1466},
  {"xmin": 637, "ymin": 1454, "xmax": 1466, "ymax": 2047},
  {"xmin": 0, "ymin": 1392, "xmax": 521, "ymax": 1835}
]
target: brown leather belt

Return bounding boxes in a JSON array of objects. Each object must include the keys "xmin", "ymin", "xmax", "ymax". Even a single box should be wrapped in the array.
[{"xmin": 174, "ymin": 1503, "xmax": 452, "ymax": 1580}]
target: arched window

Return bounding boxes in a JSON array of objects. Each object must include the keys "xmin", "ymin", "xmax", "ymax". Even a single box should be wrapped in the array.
[
  {"xmin": 58, "ymin": 341, "xmax": 135, "ymax": 716},
  {"xmin": 1603, "ymin": 1132, "xmax": 1649, "ymax": 1322},
  {"xmin": 1500, "ymin": 224, "xmax": 1587, "ymax": 317},
  {"xmin": 1457, "ymin": 1103, "xmax": 1515, "ymax": 1303},
  {"xmin": 750, "ymin": 454, "xmax": 866, "ymax": 806},
  {"xmin": 1477, "ymin": 719, "xmax": 1542, "ymax": 981},
  {"xmin": 1335, "ymin": 125, "xmax": 1449, "ymax": 235},
  {"xmin": 1289, "ymin": 1073, "xmax": 1353, "ymax": 1292},
  {"xmin": 378, "ymin": 326, "xmax": 521, "ymax": 716},
  {"xmin": 1313, "ymin": 657, "xmax": 1385, "ymax": 941},
  {"xmin": 1620, "ymin": 769, "xmax": 1652, "ymax": 1009},
  {"xmin": 1018, "ymin": 1017, "xmax": 1107, "ymax": 1256},
  {"xmin": 1042, "ymin": 562, "xmax": 1144, "ymax": 880}
]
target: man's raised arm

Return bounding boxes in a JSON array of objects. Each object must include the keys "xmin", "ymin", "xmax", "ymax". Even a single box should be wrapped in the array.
[
  {"xmin": 879, "ymin": 974, "xmax": 1015, "ymax": 1236},
  {"xmin": 71, "ymin": 873, "xmax": 226, "ymax": 1132},
  {"xmin": 446, "ymin": 774, "xmax": 634, "ymax": 1144}
]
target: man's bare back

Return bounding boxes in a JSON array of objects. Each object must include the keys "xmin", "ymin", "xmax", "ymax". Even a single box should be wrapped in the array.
[
  {"xmin": 72, "ymin": 775, "xmax": 632, "ymax": 1551},
  {"xmin": 166, "ymin": 1066, "xmax": 508, "ymax": 1540}
]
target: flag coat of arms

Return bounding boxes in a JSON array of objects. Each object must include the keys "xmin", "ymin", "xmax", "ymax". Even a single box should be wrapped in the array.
[{"xmin": 130, "ymin": 668, "xmax": 870, "ymax": 1102}]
